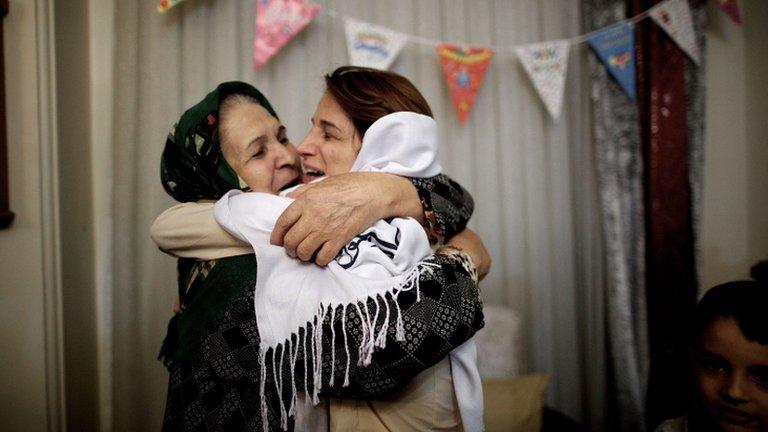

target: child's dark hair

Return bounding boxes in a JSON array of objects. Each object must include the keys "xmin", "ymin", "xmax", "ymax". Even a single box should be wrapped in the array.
[{"xmin": 691, "ymin": 261, "xmax": 768, "ymax": 346}]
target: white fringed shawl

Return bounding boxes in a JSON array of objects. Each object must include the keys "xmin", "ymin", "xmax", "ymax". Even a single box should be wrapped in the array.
[{"xmin": 214, "ymin": 112, "xmax": 482, "ymax": 432}]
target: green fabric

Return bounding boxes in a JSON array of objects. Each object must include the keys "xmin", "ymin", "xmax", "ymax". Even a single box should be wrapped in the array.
[
  {"xmin": 158, "ymin": 254, "xmax": 258, "ymax": 369},
  {"xmin": 160, "ymin": 81, "xmax": 279, "ymax": 202},
  {"xmin": 158, "ymin": 81, "xmax": 277, "ymax": 369}
]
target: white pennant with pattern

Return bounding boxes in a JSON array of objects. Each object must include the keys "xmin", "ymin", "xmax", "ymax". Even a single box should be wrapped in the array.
[
  {"xmin": 650, "ymin": 0, "xmax": 701, "ymax": 65},
  {"xmin": 344, "ymin": 18, "xmax": 409, "ymax": 70},
  {"xmin": 515, "ymin": 40, "xmax": 570, "ymax": 121}
]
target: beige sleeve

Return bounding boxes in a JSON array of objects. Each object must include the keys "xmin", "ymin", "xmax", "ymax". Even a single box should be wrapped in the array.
[{"xmin": 149, "ymin": 202, "xmax": 254, "ymax": 260}]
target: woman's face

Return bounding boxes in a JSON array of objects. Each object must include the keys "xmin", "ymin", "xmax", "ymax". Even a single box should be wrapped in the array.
[
  {"xmin": 220, "ymin": 102, "xmax": 301, "ymax": 193},
  {"xmin": 296, "ymin": 92, "xmax": 361, "ymax": 183},
  {"xmin": 693, "ymin": 318, "xmax": 768, "ymax": 432}
]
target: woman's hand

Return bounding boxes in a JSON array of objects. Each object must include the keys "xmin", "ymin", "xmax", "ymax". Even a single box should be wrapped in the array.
[
  {"xmin": 271, "ymin": 172, "xmax": 424, "ymax": 266},
  {"xmin": 443, "ymin": 228, "xmax": 491, "ymax": 281}
]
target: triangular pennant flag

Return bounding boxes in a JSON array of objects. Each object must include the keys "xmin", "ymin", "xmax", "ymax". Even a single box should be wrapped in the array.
[
  {"xmin": 715, "ymin": 0, "xmax": 742, "ymax": 25},
  {"xmin": 157, "ymin": 0, "xmax": 186, "ymax": 13},
  {"xmin": 587, "ymin": 23, "xmax": 636, "ymax": 100},
  {"xmin": 515, "ymin": 40, "xmax": 570, "ymax": 120},
  {"xmin": 649, "ymin": 0, "xmax": 701, "ymax": 65},
  {"xmin": 344, "ymin": 18, "xmax": 408, "ymax": 70},
  {"xmin": 436, "ymin": 44, "xmax": 494, "ymax": 124},
  {"xmin": 253, "ymin": 0, "xmax": 320, "ymax": 69}
]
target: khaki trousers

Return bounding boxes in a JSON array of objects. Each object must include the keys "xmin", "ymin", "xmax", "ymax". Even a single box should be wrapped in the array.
[{"xmin": 330, "ymin": 357, "xmax": 461, "ymax": 431}]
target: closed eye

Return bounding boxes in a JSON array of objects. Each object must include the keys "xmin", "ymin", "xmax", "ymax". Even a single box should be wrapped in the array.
[{"xmin": 251, "ymin": 147, "xmax": 265, "ymax": 159}]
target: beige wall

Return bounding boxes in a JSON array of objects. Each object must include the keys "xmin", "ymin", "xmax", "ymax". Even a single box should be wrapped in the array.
[
  {"xmin": 700, "ymin": 0, "xmax": 768, "ymax": 290},
  {"xmin": 55, "ymin": 0, "xmax": 99, "ymax": 429},
  {"xmin": 0, "ymin": 1, "xmax": 55, "ymax": 431}
]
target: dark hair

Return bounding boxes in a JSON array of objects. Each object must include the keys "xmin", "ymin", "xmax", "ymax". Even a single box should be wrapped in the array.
[
  {"xmin": 692, "ymin": 261, "xmax": 768, "ymax": 346},
  {"xmin": 324, "ymin": 66, "xmax": 433, "ymax": 138}
]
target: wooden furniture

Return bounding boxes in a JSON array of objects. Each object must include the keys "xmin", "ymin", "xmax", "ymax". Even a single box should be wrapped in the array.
[{"xmin": 0, "ymin": 0, "xmax": 12, "ymax": 229}]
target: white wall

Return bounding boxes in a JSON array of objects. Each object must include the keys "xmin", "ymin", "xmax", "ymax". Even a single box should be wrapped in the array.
[
  {"xmin": 700, "ymin": 0, "xmax": 768, "ymax": 290},
  {"xmin": 0, "ymin": 1, "xmax": 61, "ymax": 431}
]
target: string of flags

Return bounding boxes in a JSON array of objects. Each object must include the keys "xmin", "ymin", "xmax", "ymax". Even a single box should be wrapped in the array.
[{"xmin": 158, "ymin": 0, "xmax": 743, "ymax": 123}]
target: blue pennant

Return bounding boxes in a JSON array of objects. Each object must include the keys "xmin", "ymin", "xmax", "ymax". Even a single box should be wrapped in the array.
[{"xmin": 587, "ymin": 23, "xmax": 636, "ymax": 101}]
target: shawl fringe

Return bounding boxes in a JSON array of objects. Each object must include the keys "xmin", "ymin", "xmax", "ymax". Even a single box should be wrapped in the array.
[{"xmin": 260, "ymin": 261, "xmax": 440, "ymax": 432}]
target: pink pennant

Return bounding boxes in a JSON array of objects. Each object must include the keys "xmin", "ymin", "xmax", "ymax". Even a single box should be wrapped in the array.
[
  {"xmin": 436, "ymin": 44, "xmax": 494, "ymax": 124},
  {"xmin": 716, "ymin": 0, "xmax": 742, "ymax": 25},
  {"xmin": 253, "ymin": 0, "xmax": 320, "ymax": 69}
]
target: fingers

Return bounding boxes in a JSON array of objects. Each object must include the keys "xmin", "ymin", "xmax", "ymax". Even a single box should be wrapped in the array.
[
  {"xmin": 282, "ymin": 217, "xmax": 313, "ymax": 258},
  {"xmin": 271, "ymin": 201, "xmax": 303, "ymax": 246},
  {"xmin": 315, "ymin": 240, "xmax": 344, "ymax": 267},
  {"xmin": 296, "ymin": 233, "xmax": 322, "ymax": 262}
]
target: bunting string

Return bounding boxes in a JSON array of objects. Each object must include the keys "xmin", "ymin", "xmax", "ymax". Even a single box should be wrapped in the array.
[
  {"xmin": 326, "ymin": 6, "xmax": 657, "ymax": 54},
  {"xmin": 157, "ymin": 0, "xmax": 734, "ymax": 122}
]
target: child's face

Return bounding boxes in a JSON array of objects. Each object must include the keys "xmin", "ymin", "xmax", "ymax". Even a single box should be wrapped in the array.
[
  {"xmin": 693, "ymin": 317, "xmax": 768, "ymax": 431},
  {"xmin": 221, "ymin": 102, "xmax": 301, "ymax": 193}
]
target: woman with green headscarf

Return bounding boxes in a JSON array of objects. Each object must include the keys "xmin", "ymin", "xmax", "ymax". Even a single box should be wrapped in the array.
[{"xmin": 156, "ymin": 81, "xmax": 485, "ymax": 431}]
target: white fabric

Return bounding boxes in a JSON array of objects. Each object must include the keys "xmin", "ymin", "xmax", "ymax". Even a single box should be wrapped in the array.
[
  {"xmin": 350, "ymin": 111, "xmax": 441, "ymax": 176},
  {"xmin": 108, "ymin": 1, "xmax": 594, "ymax": 429},
  {"xmin": 214, "ymin": 112, "xmax": 482, "ymax": 431}
]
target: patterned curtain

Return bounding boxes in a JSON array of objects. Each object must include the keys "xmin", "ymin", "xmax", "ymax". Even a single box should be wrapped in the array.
[
  {"xmin": 582, "ymin": 1, "xmax": 648, "ymax": 430},
  {"xmin": 582, "ymin": 0, "xmax": 706, "ymax": 430},
  {"xmin": 634, "ymin": 0, "xmax": 706, "ymax": 429}
]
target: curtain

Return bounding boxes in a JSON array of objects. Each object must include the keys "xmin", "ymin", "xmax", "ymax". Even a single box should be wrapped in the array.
[
  {"xmin": 580, "ymin": 1, "xmax": 707, "ymax": 430},
  {"xmin": 582, "ymin": 1, "xmax": 648, "ymax": 430},
  {"xmin": 635, "ymin": 0, "xmax": 705, "ymax": 428},
  {"xmin": 106, "ymin": 0, "xmax": 600, "ymax": 429}
]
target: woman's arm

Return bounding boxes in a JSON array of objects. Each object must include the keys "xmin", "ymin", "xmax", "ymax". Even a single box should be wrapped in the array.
[
  {"xmin": 151, "ymin": 173, "xmax": 474, "ymax": 262},
  {"xmin": 405, "ymin": 173, "xmax": 475, "ymax": 244},
  {"xmin": 273, "ymin": 172, "xmax": 474, "ymax": 265},
  {"xmin": 150, "ymin": 202, "xmax": 252, "ymax": 260}
]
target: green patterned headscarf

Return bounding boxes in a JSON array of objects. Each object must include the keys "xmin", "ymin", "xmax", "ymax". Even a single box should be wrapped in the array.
[{"xmin": 161, "ymin": 81, "xmax": 279, "ymax": 202}]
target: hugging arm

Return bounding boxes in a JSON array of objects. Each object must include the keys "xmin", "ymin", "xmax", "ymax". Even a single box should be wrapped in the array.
[
  {"xmin": 406, "ymin": 173, "xmax": 475, "ymax": 244},
  {"xmin": 151, "ymin": 173, "xmax": 474, "ymax": 261},
  {"xmin": 150, "ymin": 201, "xmax": 252, "ymax": 259},
  {"xmin": 273, "ymin": 172, "xmax": 475, "ymax": 264}
]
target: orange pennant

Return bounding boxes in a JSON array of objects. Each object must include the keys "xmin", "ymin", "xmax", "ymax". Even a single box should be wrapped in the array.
[{"xmin": 436, "ymin": 44, "xmax": 494, "ymax": 124}]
